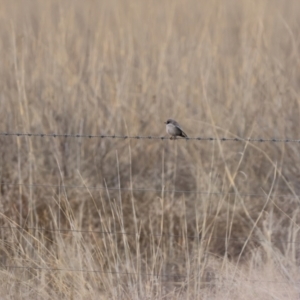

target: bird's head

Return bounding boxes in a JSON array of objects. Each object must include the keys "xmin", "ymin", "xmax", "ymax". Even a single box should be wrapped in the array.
[{"xmin": 165, "ymin": 119, "xmax": 174, "ymax": 124}]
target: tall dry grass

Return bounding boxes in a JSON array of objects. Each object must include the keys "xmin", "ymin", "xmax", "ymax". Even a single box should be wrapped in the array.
[{"xmin": 0, "ymin": 0, "xmax": 300, "ymax": 298}]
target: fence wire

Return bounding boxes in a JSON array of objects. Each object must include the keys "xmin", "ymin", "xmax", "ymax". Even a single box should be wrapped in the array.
[
  {"xmin": 1, "ymin": 132, "xmax": 300, "ymax": 143},
  {"xmin": 1, "ymin": 182, "xmax": 298, "ymax": 199},
  {"xmin": 1, "ymin": 265, "xmax": 297, "ymax": 285},
  {"xmin": 1, "ymin": 225, "xmax": 299, "ymax": 245}
]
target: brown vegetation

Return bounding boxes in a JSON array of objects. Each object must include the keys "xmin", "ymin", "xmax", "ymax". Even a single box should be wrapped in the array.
[{"xmin": 0, "ymin": 0, "xmax": 300, "ymax": 298}]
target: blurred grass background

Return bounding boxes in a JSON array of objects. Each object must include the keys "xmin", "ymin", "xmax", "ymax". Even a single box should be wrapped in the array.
[{"xmin": 1, "ymin": 0, "xmax": 300, "ymax": 298}]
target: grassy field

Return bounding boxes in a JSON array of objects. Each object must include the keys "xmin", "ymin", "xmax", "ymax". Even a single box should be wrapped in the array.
[{"xmin": 1, "ymin": 0, "xmax": 300, "ymax": 298}]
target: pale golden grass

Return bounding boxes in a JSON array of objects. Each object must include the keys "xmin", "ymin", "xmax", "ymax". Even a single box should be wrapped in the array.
[{"xmin": 0, "ymin": 0, "xmax": 300, "ymax": 298}]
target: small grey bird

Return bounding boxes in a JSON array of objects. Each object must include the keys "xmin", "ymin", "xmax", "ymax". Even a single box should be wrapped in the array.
[{"xmin": 165, "ymin": 119, "xmax": 188, "ymax": 139}]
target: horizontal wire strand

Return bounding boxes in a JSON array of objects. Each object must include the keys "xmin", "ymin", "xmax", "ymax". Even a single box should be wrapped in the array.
[
  {"xmin": 3, "ymin": 265, "xmax": 178, "ymax": 279},
  {"xmin": 2, "ymin": 265, "xmax": 297, "ymax": 284},
  {"xmin": 1, "ymin": 225, "xmax": 299, "ymax": 244},
  {"xmin": 0, "ymin": 132, "xmax": 300, "ymax": 143},
  {"xmin": 1, "ymin": 182, "xmax": 298, "ymax": 199}
]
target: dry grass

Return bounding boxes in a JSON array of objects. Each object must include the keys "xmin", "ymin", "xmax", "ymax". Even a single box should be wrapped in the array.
[{"xmin": 0, "ymin": 0, "xmax": 300, "ymax": 298}]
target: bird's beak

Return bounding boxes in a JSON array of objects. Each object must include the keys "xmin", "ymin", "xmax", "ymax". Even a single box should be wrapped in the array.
[{"xmin": 164, "ymin": 122, "xmax": 167, "ymax": 124}]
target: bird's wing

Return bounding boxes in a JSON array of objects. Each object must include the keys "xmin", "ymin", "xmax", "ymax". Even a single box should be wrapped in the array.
[
  {"xmin": 175, "ymin": 125, "xmax": 188, "ymax": 137},
  {"xmin": 175, "ymin": 124, "xmax": 183, "ymax": 130}
]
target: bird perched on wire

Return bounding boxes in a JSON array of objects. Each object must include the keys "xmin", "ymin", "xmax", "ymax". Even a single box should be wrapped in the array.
[{"xmin": 165, "ymin": 119, "xmax": 188, "ymax": 139}]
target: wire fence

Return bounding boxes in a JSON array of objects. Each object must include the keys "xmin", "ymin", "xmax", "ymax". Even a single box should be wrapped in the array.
[
  {"xmin": 1, "ymin": 131, "xmax": 300, "ymax": 287},
  {"xmin": 1, "ymin": 131, "xmax": 300, "ymax": 143}
]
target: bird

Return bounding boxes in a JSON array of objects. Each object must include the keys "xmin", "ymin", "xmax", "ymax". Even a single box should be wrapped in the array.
[{"xmin": 164, "ymin": 119, "xmax": 188, "ymax": 139}]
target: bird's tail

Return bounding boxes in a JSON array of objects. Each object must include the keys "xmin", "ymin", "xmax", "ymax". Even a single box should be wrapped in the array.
[{"xmin": 181, "ymin": 131, "xmax": 188, "ymax": 138}]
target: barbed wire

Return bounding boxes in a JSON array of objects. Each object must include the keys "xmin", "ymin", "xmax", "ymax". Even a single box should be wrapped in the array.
[
  {"xmin": 1, "ymin": 225, "xmax": 299, "ymax": 245},
  {"xmin": 2, "ymin": 265, "xmax": 297, "ymax": 284},
  {"xmin": 1, "ymin": 182, "xmax": 298, "ymax": 199},
  {"xmin": 1, "ymin": 132, "xmax": 300, "ymax": 143}
]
